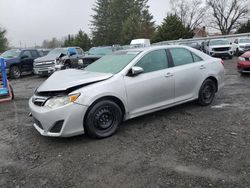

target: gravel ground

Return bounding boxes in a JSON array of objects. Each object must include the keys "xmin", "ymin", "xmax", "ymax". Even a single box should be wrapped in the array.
[{"xmin": 0, "ymin": 58, "xmax": 250, "ymax": 188}]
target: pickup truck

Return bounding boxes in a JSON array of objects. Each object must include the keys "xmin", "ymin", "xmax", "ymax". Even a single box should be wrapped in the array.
[
  {"xmin": 33, "ymin": 47, "xmax": 84, "ymax": 76},
  {"xmin": 232, "ymin": 38, "xmax": 250, "ymax": 56},
  {"xmin": 1, "ymin": 49, "xmax": 42, "ymax": 79}
]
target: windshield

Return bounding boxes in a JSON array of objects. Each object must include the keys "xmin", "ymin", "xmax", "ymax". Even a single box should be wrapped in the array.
[
  {"xmin": 89, "ymin": 47, "xmax": 113, "ymax": 55},
  {"xmin": 85, "ymin": 51, "xmax": 140, "ymax": 74},
  {"xmin": 48, "ymin": 48, "xmax": 68, "ymax": 55},
  {"xmin": 239, "ymin": 38, "xmax": 250, "ymax": 43},
  {"xmin": 1, "ymin": 49, "xmax": 21, "ymax": 58},
  {"xmin": 209, "ymin": 40, "xmax": 229, "ymax": 46}
]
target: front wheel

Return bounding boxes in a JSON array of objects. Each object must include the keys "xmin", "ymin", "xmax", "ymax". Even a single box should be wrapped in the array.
[
  {"xmin": 85, "ymin": 100, "xmax": 123, "ymax": 138},
  {"xmin": 198, "ymin": 79, "xmax": 216, "ymax": 106}
]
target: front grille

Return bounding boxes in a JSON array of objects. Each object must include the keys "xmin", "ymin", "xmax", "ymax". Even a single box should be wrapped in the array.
[
  {"xmin": 32, "ymin": 95, "xmax": 49, "ymax": 106},
  {"xmin": 34, "ymin": 62, "xmax": 55, "ymax": 68},
  {"xmin": 33, "ymin": 118, "xmax": 43, "ymax": 130},
  {"xmin": 244, "ymin": 45, "xmax": 250, "ymax": 50},
  {"xmin": 213, "ymin": 47, "xmax": 230, "ymax": 51}
]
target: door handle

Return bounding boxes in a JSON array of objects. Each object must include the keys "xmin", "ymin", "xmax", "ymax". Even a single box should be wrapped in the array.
[
  {"xmin": 165, "ymin": 72, "xmax": 174, "ymax": 78},
  {"xmin": 200, "ymin": 65, "xmax": 206, "ymax": 70}
]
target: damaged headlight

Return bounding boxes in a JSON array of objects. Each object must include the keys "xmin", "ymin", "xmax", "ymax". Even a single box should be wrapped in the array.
[{"xmin": 44, "ymin": 93, "xmax": 81, "ymax": 108}]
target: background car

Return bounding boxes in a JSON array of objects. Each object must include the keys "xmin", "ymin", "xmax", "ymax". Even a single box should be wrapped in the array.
[
  {"xmin": 33, "ymin": 47, "xmax": 84, "ymax": 76},
  {"xmin": 178, "ymin": 42, "xmax": 202, "ymax": 51},
  {"xmin": 29, "ymin": 45, "xmax": 224, "ymax": 138},
  {"xmin": 80, "ymin": 45, "xmax": 122, "ymax": 68},
  {"xmin": 232, "ymin": 38, "xmax": 250, "ymax": 56},
  {"xmin": 1, "ymin": 49, "xmax": 42, "ymax": 79},
  {"xmin": 205, "ymin": 39, "xmax": 233, "ymax": 59},
  {"xmin": 237, "ymin": 51, "xmax": 250, "ymax": 75}
]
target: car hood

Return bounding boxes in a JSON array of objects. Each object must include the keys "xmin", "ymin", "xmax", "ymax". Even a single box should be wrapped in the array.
[
  {"xmin": 242, "ymin": 51, "xmax": 250, "ymax": 58},
  {"xmin": 35, "ymin": 54, "xmax": 64, "ymax": 63},
  {"xmin": 84, "ymin": 54, "xmax": 103, "ymax": 59},
  {"xmin": 210, "ymin": 45, "xmax": 231, "ymax": 48},
  {"xmin": 37, "ymin": 69, "xmax": 113, "ymax": 92}
]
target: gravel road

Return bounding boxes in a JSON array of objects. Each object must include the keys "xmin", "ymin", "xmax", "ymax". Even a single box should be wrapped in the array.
[{"xmin": 0, "ymin": 58, "xmax": 250, "ymax": 188}]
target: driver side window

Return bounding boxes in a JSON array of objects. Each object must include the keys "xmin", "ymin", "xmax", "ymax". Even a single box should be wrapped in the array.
[
  {"xmin": 136, "ymin": 50, "xmax": 168, "ymax": 73},
  {"xmin": 22, "ymin": 51, "xmax": 32, "ymax": 58}
]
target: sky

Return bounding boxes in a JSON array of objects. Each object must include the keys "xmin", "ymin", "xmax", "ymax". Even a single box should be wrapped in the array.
[{"xmin": 0, "ymin": 0, "xmax": 170, "ymax": 47}]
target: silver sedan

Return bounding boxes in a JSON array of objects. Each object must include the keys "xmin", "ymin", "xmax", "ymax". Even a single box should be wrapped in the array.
[{"xmin": 29, "ymin": 45, "xmax": 224, "ymax": 138}]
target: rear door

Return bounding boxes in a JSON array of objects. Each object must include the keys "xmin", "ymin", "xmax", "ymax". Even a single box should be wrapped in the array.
[
  {"xmin": 168, "ymin": 48, "xmax": 207, "ymax": 102},
  {"xmin": 124, "ymin": 49, "xmax": 175, "ymax": 116}
]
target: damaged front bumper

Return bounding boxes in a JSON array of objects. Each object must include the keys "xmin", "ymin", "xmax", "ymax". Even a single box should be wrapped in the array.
[{"xmin": 29, "ymin": 98, "xmax": 88, "ymax": 137}]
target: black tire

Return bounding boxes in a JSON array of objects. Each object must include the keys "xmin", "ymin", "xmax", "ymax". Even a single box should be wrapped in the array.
[
  {"xmin": 10, "ymin": 66, "xmax": 21, "ymax": 79},
  {"xmin": 85, "ymin": 100, "xmax": 123, "ymax": 138},
  {"xmin": 198, "ymin": 79, "xmax": 216, "ymax": 106}
]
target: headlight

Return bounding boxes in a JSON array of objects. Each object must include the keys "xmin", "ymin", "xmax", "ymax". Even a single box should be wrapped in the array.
[
  {"xmin": 44, "ymin": 93, "xmax": 80, "ymax": 108},
  {"xmin": 239, "ymin": 57, "xmax": 245, "ymax": 61}
]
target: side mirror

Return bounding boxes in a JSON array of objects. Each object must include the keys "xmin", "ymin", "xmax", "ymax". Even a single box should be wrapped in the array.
[
  {"xmin": 21, "ymin": 55, "xmax": 29, "ymax": 59},
  {"xmin": 129, "ymin": 66, "xmax": 144, "ymax": 76}
]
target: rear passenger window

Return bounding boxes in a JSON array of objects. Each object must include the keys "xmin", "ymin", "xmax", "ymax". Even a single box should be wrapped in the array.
[
  {"xmin": 192, "ymin": 53, "xmax": 203, "ymax": 62},
  {"xmin": 136, "ymin": 50, "xmax": 168, "ymax": 73},
  {"xmin": 170, "ymin": 48, "xmax": 194, "ymax": 66},
  {"xmin": 22, "ymin": 51, "xmax": 32, "ymax": 58}
]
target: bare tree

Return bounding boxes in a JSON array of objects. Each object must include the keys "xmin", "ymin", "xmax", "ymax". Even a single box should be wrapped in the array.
[
  {"xmin": 170, "ymin": 0, "xmax": 207, "ymax": 31},
  {"xmin": 206, "ymin": 0, "xmax": 249, "ymax": 34}
]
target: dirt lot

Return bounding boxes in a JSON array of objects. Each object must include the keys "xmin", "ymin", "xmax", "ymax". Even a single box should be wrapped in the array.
[{"xmin": 0, "ymin": 58, "xmax": 250, "ymax": 188}]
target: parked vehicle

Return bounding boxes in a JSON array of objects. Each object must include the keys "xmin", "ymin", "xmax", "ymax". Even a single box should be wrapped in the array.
[
  {"xmin": 33, "ymin": 47, "xmax": 84, "ymax": 76},
  {"xmin": 237, "ymin": 51, "xmax": 250, "ymax": 75},
  {"xmin": 80, "ymin": 46, "xmax": 122, "ymax": 68},
  {"xmin": 178, "ymin": 42, "xmax": 201, "ymax": 50},
  {"xmin": 1, "ymin": 49, "xmax": 41, "ymax": 79},
  {"xmin": 232, "ymin": 38, "xmax": 250, "ymax": 56},
  {"xmin": 37, "ymin": 49, "xmax": 51, "ymax": 57},
  {"xmin": 205, "ymin": 39, "xmax": 233, "ymax": 59},
  {"xmin": 29, "ymin": 45, "xmax": 224, "ymax": 138},
  {"xmin": 130, "ymin": 39, "xmax": 151, "ymax": 47}
]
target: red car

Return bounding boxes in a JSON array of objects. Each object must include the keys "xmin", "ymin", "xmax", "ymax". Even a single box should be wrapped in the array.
[{"xmin": 237, "ymin": 51, "xmax": 250, "ymax": 75}]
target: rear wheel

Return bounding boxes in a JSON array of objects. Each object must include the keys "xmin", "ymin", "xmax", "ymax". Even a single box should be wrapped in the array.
[
  {"xmin": 10, "ymin": 66, "xmax": 21, "ymax": 79},
  {"xmin": 198, "ymin": 79, "xmax": 216, "ymax": 106},
  {"xmin": 85, "ymin": 100, "xmax": 123, "ymax": 138}
]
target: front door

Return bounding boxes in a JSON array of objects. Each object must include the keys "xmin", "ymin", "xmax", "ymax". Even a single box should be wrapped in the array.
[{"xmin": 124, "ymin": 49, "xmax": 175, "ymax": 116}]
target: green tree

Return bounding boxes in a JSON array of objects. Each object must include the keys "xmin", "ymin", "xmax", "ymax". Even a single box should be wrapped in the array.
[
  {"xmin": 91, "ymin": 0, "xmax": 155, "ymax": 46},
  {"xmin": 0, "ymin": 27, "xmax": 8, "ymax": 52},
  {"xmin": 237, "ymin": 20, "xmax": 250, "ymax": 33},
  {"xmin": 153, "ymin": 14, "xmax": 194, "ymax": 43},
  {"xmin": 73, "ymin": 30, "xmax": 92, "ymax": 51},
  {"xmin": 63, "ymin": 31, "xmax": 92, "ymax": 51}
]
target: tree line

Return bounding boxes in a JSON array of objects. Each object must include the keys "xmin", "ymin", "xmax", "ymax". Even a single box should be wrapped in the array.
[{"xmin": 0, "ymin": 0, "xmax": 250, "ymax": 52}]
